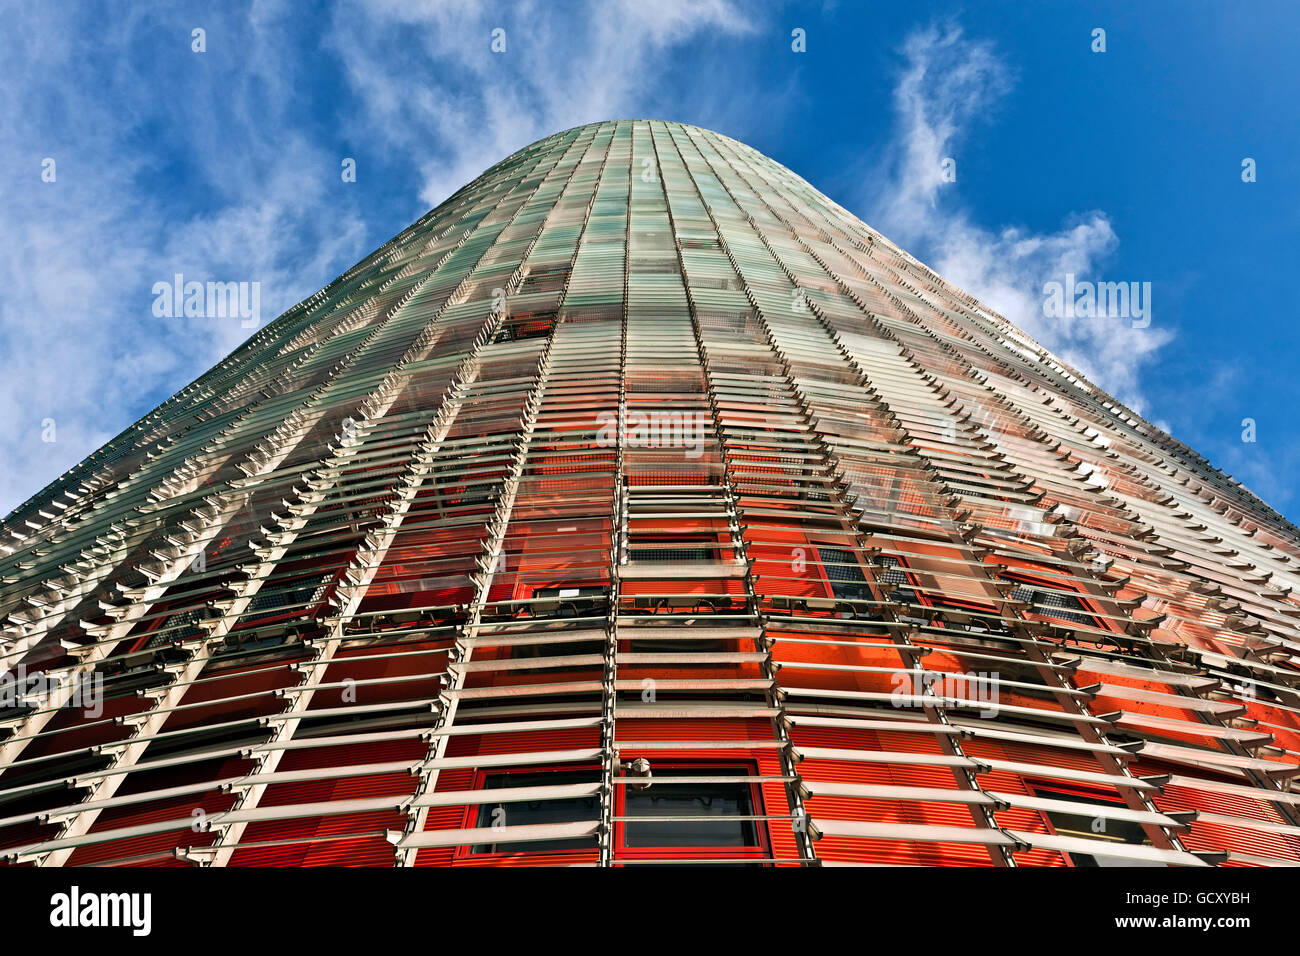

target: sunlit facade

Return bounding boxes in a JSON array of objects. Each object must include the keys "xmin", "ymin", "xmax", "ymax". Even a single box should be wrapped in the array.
[{"xmin": 2, "ymin": 120, "xmax": 1299, "ymax": 867}]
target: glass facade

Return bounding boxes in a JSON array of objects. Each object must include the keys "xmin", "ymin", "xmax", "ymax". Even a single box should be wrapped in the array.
[{"xmin": 1, "ymin": 120, "xmax": 1298, "ymax": 867}]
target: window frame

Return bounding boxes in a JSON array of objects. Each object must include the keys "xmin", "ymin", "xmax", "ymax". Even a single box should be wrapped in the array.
[
  {"xmin": 1000, "ymin": 569, "xmax": 1106, "ymax": 631},
  {"xmin": 613, "ymin": 760, "xmax": 772, "ymax": 864},
  {"xmin": 1028, "ymin": 781, "xmax": 1157, "ymax": 868},
  {"xmin": 452, "ymin": 763, "xmax": 602, "ymax": 863}
]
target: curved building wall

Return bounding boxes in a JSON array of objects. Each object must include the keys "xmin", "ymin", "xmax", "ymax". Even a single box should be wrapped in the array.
[{"xmin": 1, "ymin": 120, "xmax": 1298, "ymax": 866}]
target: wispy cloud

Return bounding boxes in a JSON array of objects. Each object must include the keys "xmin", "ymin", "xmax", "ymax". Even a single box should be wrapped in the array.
[
  {"xmin": 327, "ymin": 0, "xmax": 762, "ymax": 209},
  {"xmin": 0, "ymin": 4, "xmax": 368, "ymax": 517},
  {"xmin": 0, "ymin": 0, "xmax": 770, "ymax": 518},
  {"xmin": 866, "ymin": 23, "xmax": 1172, "ymax": 410}
]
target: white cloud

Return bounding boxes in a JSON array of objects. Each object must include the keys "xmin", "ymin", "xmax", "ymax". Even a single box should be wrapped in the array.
[
  {"xmin": 327, "ymin": 0, "xmax": 761, "ymax": 209},
  {"xmin": 0, "ymin": 0, "xmax": 779, "ymax": 518},
  {"xmin": 0, "ymin": 5, "xmax": 369, "ymax": 517},
  {"xmin": 867, "ymin": 23, "xmax": 1172, "ymax": 410}
]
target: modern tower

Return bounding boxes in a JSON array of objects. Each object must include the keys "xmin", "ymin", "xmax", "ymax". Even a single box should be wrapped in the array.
[{"xmin": 2, "ymin": 120, "xmax": 1298, "ymax": 867}]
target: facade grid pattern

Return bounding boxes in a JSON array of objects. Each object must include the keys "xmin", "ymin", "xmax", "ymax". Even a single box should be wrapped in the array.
[{"xmin": 1, "ymin": 120, "xmax": 1298, "ymax": 867}]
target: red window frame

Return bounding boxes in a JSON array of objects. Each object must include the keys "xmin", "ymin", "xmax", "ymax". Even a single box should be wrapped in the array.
[
  {"xmin": 613, "ymin": 760, "xmax": 771, "ymax": 865},
  {"xmin": 452, "ymin": 762, "xmax": 602, "ymax": 864},
  {"xmin": 450, "ymin": 761, "xmax": 772, "ymax": 864},
  {"xmin": 1026, "ymin": 779, "xmax": 1153, "ymax": 867}
]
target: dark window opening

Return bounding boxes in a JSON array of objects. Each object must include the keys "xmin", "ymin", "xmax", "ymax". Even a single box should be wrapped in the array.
[
  {"xmin": 526, "ymin": 585, "xmax": 609, "ymax": 619},
  {"xmin": 627, "ymin": 533, "xmax": 730, "ymax": 564},
  {"xmin": 816, "ymin": 546, "xmax": 875, "ymax": 604},
  {"xmin": 616, "ymin": 765, "xmax": 768, "ymax": 861},
  {"xmin": 1032, "ymin": 786, "xmax": 1157, "ymax": 867},
  {"xmin": 1004, "ymin": 572, "xmax": 1098, "ymax": 628},
  {"xmin": 633, "ymin": 547, "xmax": 711, "ymax": 563},
  {"xmin": 470, "ymin": 770, "xmax": 600, "ymax": 854},
  {"xmin": 494, "ymin": 312, "xmax": 557, "ymax": 342},
  {"xmin": 873, "ymin": 553, "xmax": 917, "ymax": 605},
  {"xmin": 234, "ymin": 573, "xmax": 331, "ymax": 628}
]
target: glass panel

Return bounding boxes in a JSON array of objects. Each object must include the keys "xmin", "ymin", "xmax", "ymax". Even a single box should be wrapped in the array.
[
  {"xmin": 623, "ymin": 769, "xmax": 757, "ymax": 848},
  {"xmin": 471, "ymin": 771, "xmax": 600, "ymax": 854}
]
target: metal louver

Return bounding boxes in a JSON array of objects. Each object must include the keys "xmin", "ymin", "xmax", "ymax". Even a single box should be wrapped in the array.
[{"xmin": 0, "ymin": 121, "xmax": 1298, "ymax": 869}]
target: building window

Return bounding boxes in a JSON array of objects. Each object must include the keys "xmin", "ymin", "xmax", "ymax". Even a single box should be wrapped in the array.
[
  {"xmin": 494, "ymin": 311, "xmax": 557, "ymax": 342},
  {"xmin": 873, "ymin": 553, "xmax": 918, "ymax": 605},
  {"xmin": 627, "ymin": 533, "xmax": 729, "ymax": 564},
  {"xmin": 875, "ymin": 552, "xmax": 1002, "ymax": 617},
  {"xmin": 528, "ymin": 585, "xmax": 609, "ymax": 618},
  {"xmin": 1032, "ymin": 786, "xmax": 1159, "ymax": 867},
  {"xmin": 616, "ymin": 764, "xmax": 769, "ymax": 863},
  {"xmin": 1003, "ymin": 572, "xmax": 1099, "ymax": 628},
  {"xmin": 816, "ymin": 546, "xmax": 875, "ymax": 603},
  {"xmin": 468, "ymin": 769, "xmax": 600, "ymax": 855},
  {"xmin": 634, "ymin": 547, "xmax": 712, "ymax": 563}
]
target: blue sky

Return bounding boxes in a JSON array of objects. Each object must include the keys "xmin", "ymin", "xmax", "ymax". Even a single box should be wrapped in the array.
[{"xmin": 1, "ymin": 0, "xmax": 1296, "ymax": 520}]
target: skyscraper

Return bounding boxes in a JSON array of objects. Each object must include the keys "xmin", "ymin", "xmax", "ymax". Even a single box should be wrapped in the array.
[{"xmin": 1, "ymin": 119, "xmax": 1297, "ymax": 867}]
